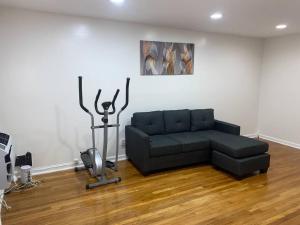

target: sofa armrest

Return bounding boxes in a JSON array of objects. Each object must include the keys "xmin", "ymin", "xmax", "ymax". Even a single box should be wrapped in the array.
[
  {"xmin": 214, "ymin": 120, "xmax": 240, "ymax": 135},
  {"xmin": 125, "ymin": 126, "xmax": 151, "ymax": 173}
]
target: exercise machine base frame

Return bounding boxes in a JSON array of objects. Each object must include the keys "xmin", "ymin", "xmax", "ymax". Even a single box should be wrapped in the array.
[{"xmin": 86, "ymin": 176, "xmax": 121, "ymax": 189}]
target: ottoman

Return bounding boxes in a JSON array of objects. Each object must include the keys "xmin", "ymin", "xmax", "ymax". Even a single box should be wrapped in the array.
[{"xmin": 210, "ymin": 133, "xmax": 270, "ymax": 178}]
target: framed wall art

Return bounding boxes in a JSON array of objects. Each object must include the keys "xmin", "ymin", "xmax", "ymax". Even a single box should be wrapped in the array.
[{"xmin": 140, "ymin": 40, "xmax": 194, "ymax": 75}]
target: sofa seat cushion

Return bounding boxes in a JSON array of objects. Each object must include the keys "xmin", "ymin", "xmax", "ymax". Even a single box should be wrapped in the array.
[
  {"xmin": 149, "ymin": 135, "xmax": 182, "ymax": 157},
  {"xmin": 195, "ymin": 130, "xmax": 268, "ymax": 158},
  {"xmin": 191, "ymin": 109, "xmax": 215, "ymax": 131},
  {"xmin": 132, "ymin": 111, "xmax": 164, "ymax": 135},
  {"xmin": 164, "ymin": 110, "xmax": 190, "ymax": 133},
  {"xmin": 167, "ymin": 133, "xmax": 210, "ymax": 153}
]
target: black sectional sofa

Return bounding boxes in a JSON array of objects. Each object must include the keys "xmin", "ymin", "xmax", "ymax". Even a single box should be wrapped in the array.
[{"xmin": 125, "ymin": 109, "xmax": 270, "ymax": 178}]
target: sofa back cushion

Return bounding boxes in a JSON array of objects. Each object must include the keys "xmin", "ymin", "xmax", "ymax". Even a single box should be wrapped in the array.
[
  {"xmin": 191, "ymin": 109, "xmax": 215, "ymax": 131},
  {"xmin": 164, "ymin": 110, "xmax": 190, "ymax": 133},
  {"xmin": 132, "ymin": 111, "xmax": 164, "ymax": 135}
]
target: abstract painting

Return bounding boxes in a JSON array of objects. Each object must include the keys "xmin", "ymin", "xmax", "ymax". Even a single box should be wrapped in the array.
[{"xmin": 140, "ymin": 40, "xmax": 194, "ymax": 75}]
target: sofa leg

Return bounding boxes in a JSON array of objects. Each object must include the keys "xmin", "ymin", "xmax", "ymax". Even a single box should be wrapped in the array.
[
  {"xmin": 213, "ymin": 165, "xmax": 220, "ymax": 170},
  {"xmin": 142, "ymin": 172, "xmax": 150, "ymax": 176},
  {"xmin": 260, "ymin": 168, "xmax": 268, "ymax": 174},
  {"xmin": 236, "ymin": 175, "xmax": 244, "ymax": 180}
]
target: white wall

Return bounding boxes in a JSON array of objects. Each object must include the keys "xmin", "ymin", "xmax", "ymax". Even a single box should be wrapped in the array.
[
  {"xmin": 258, "ymin": 34, "xmax": 300, "ymax": 147},
  {"xmin": 0, "ymin": 8, "xmax": 263, "ymax": 171}
]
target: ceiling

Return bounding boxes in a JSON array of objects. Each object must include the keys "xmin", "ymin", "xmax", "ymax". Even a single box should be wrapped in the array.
[{"xmin": 0, "ymin": 0, "xmax": 300, "ymax": 38}]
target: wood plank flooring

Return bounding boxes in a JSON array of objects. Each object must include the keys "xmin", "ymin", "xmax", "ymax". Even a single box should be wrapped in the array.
[{"xmin": 2, "ymin": 140, "xmax": 300, "ymax": 225}]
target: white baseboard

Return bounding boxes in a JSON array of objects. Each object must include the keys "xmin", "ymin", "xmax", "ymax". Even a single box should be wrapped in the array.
[
  {"xmin": 259, "ymin": 134, "xmax": 300, "ymax": 150},
  {"xmin": 32, "ymin": 162, "xmax": 78, "ymax": 175},
  {"xmin": 32, "ymin": 154, "xmax": 127, "ymax": 175},
  {"xmin": 243, "ymin": 133, "xmax": 259, "ymax": 138},
  {"xmin": 29, "ymin": 134, "xmax": 257, "ymax": 176},
  {"xmin": 29, "ymin": 134, "xmax": 259, "ymax": 176},
  {"xmin": 30, "ymin": 134, "xmax": 300, "ymax": 176},
  {"xmin": 242, "ymin": 133, "xmax": 300, "ymax": 150}
]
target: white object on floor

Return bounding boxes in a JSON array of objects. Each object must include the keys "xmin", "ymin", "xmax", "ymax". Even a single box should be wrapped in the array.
[{"xmin": 20, "ymin": 165, "xmax": 32, "ymax": 184}]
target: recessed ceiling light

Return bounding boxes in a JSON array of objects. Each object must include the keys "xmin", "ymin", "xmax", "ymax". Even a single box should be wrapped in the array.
[
  {"xmin": 110, "ymin": 0, "xmax": 125, "ymax": 5},
  {"xmin": 276, "ymin": 24, "xmax": 287, "ymax": 30},
  {"xmin": 210, "ymin": 12, "xmax": 223, "ymax": 20}
]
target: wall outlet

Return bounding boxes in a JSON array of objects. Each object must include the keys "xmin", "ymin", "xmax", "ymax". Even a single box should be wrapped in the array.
[{"xmin": 121, "ymin": 139, "xmax": 126, "ymax": 147}]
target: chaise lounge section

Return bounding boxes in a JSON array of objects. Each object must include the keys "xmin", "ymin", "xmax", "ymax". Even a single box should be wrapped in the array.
[{"xmin": 125, "ymin": 109, "xmax": 270, "ymax": 178}]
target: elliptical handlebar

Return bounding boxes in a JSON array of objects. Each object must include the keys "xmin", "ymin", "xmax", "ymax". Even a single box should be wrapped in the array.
[
  {"xmin": 78, "ymin": 76, "xmax": 90, "ymax": 114},
  {"xmin": 109, "ymin": 89, "xmax": 120, "ymax": 115},
  {"xmin": 120, "ymin": 78, "xmax": 130, "ymax": 111},
  {"xmin": 94, "ymin": 89, "xmax": 104, "ymax": 115},
  {"xmin": 94, "ymin": 78, "xmax": 130, "ymax": 115}
]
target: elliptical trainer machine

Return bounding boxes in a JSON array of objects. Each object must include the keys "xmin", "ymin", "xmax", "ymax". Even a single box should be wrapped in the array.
[{"xmin": 76, "ymin": 76, "xmax": 130, "ymax": 189}]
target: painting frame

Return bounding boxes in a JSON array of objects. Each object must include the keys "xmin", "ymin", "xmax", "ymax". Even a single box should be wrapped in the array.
[{"xmin": 140, "ymin": 40, "xmax": 195, "ymax": 76}]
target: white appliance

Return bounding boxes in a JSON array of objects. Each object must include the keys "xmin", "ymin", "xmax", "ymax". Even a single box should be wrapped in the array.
[{"xmin": 0, "ymin": 133, "xmax": 15, "ymax": 190}]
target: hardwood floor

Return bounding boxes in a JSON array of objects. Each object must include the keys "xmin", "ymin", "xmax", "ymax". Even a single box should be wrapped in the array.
[{"xmin": 2, "ymin": 140, "xmax": 300, "ymax": 225}]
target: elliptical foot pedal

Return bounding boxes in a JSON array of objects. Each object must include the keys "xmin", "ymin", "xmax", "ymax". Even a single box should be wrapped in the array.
[
  {"xmin": 80, "ymin": 151, "xmax": 93, "ymax": 169},
  {"xmin": 106, "ymin": 160, "xmax": 115, "ymax": 169}
]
